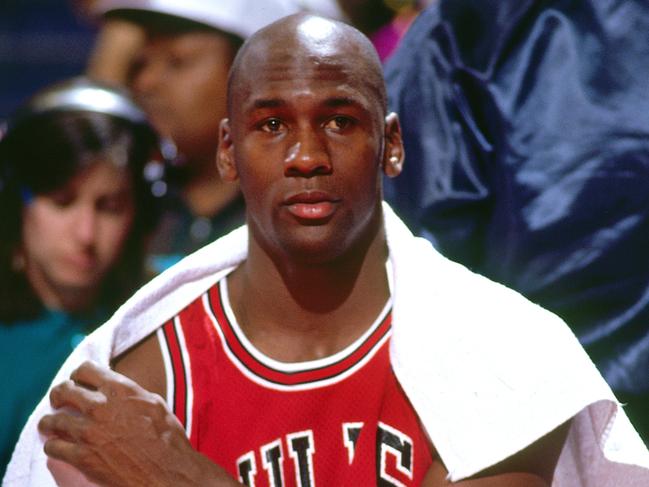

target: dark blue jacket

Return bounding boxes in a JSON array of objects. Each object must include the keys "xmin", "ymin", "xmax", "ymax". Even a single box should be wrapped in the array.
[{"xmin": 385, "ymin": 0, "xmax": 649, "ymax": 396}]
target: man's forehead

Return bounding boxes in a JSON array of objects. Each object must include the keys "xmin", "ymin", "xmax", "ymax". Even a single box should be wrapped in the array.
[
  {"xmin": 236, "ymin": 59, "xmax": 377, "ymax": 113},
  {"xmin": 247, "ymin": 51, "xmax": 365, "ymax": 82},
  {"xmin": 228, "ymin": 14, "xmax": 387, "ymax": 116},
  {"xmin": 247, "ymin": 37, "xmax": 360, "ymax": 71},
  {"xmin": 238, "ymin": 40, "xmax": 373, "ymax": 90}
]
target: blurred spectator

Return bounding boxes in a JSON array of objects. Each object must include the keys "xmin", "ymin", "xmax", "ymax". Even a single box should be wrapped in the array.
[
  {"xmin": 384, "ymin": 0, "xmax": 649, "ymax": 441},
  {"xmin": 79, "ymin": 0, "xmax": 345, "ymax": 86},
  {"xmin": 336, "ymin": 0, "xmax": 433, "ymax": 61},
  {"xmin": 0, "ymin": 77, "xmax": 163, "ymax": 475},
  {"xmin": 71, "ymin": 0, "xmax": 146, "ymax": 85},
  {"xmin": 90, "ymin": 0, "xmax": 300, "ymax": 270}
]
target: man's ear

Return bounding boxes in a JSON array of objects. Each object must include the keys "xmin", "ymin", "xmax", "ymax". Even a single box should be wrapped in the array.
[
  {"xmin": 382, "ymin": 112, "xmax": 404, "ymax": 178},
  {"xmin": 216, "ymin": 118, "xmax": 238, "ymax": 182}
]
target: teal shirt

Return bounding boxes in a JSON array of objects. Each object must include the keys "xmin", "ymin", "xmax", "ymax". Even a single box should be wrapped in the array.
[{"xmin": 0, "ymin": 309, "xmax": 106, "ymax": 477}]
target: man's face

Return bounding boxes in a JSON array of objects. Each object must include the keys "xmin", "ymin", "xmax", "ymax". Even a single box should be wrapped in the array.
[
  {"xmin": 220, "ymin": 28, "xmax": 400, "ymax": 263},
  {"xmin": 129, "ymin": 30, "xmax": 236, "ymax": 165}
]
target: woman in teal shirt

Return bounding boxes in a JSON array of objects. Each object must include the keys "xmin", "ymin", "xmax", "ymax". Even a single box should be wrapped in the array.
[{"xmin": 0, "ymin": 77, "xmax": 163, "ymax": 476}]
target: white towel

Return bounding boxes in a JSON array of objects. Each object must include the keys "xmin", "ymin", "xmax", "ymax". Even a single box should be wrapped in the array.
[{"xmin": 5, "ymin": 203, "xmax": 649, "ymax": 486}]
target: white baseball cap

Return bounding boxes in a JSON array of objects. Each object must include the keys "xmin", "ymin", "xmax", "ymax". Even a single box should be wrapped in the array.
[
  {"xmin": 93, "ymin": 0, "xmax": 304, "ymax": 39},
  {"xmin": 294, "ymin": 0, "xmax": 346, "ymax": 21}
]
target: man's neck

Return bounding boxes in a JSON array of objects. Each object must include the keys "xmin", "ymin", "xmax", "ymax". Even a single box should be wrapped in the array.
[{"xmin": 227, "ymin": 225, "xmax": 390, "ymax": 363}]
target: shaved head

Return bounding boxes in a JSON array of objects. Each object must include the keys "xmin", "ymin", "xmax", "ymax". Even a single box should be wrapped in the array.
[
  {"xmin": 227, "ymin": 13, "xmax": 387, "ymax": 118},
  {"xmin": 216, "ymin": 12, "xmax": 405, "ymax": 266}
]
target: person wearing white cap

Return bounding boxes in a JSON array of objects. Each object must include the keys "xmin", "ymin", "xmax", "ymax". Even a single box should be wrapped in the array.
[{"xmin": 90, "ymin": 0, "xmax": 301, "ymax": 271}]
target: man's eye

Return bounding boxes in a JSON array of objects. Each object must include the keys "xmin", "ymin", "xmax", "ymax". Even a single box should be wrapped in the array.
[
  {"xmin": 325, "ymin": 116, "xmax": 352, "ymax": 131},
  {"xmin": 260, "ymin": 119, "xmax": 284, "ymax": 133}
]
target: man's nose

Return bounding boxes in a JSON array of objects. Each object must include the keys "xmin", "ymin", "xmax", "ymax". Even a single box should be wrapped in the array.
[{"xmin": 284, "ymin": 128, "xmax": 332, "ymax": 177}]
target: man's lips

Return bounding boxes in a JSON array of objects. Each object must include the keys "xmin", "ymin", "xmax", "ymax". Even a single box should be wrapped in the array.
[{"xmin": 283, "ymin": 191, "xmax": 340, "ymax": 220}]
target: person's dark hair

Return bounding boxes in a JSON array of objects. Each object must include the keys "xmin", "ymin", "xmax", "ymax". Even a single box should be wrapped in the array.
[{"xmin": 0, "ymin": 77, "xmax": 163, "ymax": 322}]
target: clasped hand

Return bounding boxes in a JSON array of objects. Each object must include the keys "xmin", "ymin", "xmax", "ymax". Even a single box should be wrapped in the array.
[{"xmin": 38, "ymin": 361, "xmax": 238, "ymax": 487}]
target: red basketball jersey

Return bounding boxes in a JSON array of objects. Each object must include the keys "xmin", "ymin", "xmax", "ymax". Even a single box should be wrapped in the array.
[{"xmin": 157, "ymin": 274, "xmax": 433, "ymax": 486}]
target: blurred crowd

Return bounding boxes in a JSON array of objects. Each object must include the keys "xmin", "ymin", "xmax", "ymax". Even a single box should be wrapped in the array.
[{"xmin": 2, "ymin": 0, "xmax": 648, "ymax": 478}]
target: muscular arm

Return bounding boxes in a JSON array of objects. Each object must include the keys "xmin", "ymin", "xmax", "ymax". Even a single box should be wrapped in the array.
[
  {"xmin": 422, "ymin": 421, "xmax": 570, "ymax": 486},
  {"xmin": 112, "ymin": 332, "xmax": 166, "ymax": 398},
  {"xmin": 38, "ymin": 334, "xmax": 243, "ymax": 487}
]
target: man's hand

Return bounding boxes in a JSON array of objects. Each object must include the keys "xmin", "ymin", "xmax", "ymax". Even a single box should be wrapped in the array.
[{"xmin": 38, "ymin": 361, "xmax": 241, "ymax": 487}]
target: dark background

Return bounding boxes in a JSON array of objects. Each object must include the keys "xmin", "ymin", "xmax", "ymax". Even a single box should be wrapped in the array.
[{"xmin": 0, "ymin": 0, "xmax": 96, "ymax": 120}]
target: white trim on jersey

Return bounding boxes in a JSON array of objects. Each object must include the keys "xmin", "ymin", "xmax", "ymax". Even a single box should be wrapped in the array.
[
  {"xmin": 204, "ymin": 281, "xmax": 392, "ymax": 392},
  {"xmin": 219, "ymin": 276, "xmax": 391, "ymax": 373},
  {"xmin": 156, "ymin": 327, "xmax": 175, "ymax": 412},
  {"xmin": 174, "ymin": 316, "xmax": 194, "ymax": 437}
]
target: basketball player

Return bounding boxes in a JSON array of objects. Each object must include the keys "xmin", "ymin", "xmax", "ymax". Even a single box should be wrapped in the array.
[{"xmin": 16, "ymin": 13, "xmax": 648, "ymax": 487}]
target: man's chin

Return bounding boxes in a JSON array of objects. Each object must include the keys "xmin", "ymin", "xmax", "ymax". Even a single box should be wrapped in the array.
[{"xmin": 278, "ymin": 232, "xmax": 354, "ymax": 265}]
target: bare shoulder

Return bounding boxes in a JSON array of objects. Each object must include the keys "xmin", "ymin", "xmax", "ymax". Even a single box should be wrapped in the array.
[
  {"xmin": 111, "ymin": 331, "xmax": 166, "ymax": 399},
  {"xmin": 422, "ymin": 420, "xmax": 571, "ymax": 486}
]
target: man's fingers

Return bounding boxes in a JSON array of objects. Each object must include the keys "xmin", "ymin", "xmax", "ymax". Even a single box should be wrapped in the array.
[
  {"xmin": 70, "ymin": 361, "xmax": 111, "ymax": 389},
  {"xmin": 43, "ymin": 437, "xmax": 102, "ymax": 481},
  {"xmin": 43, "ymin": 436, "xmax": 82, "ymax": 464},
  {"xmin": 39, "ymin": 413, "xmax": 88, "ymax": 442},
  {"xmin": 72, "ymin": 361, "xmax": 139, "ymax": 399},
  {"xmin": 49, "ymin": 379, "xmax": 106, "ymax": 414}
]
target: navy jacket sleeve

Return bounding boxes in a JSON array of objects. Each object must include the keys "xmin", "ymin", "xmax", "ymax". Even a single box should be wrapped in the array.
[{"xmin": 384, "ymin": 0, "xmax": 649, "ymax": 395}]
